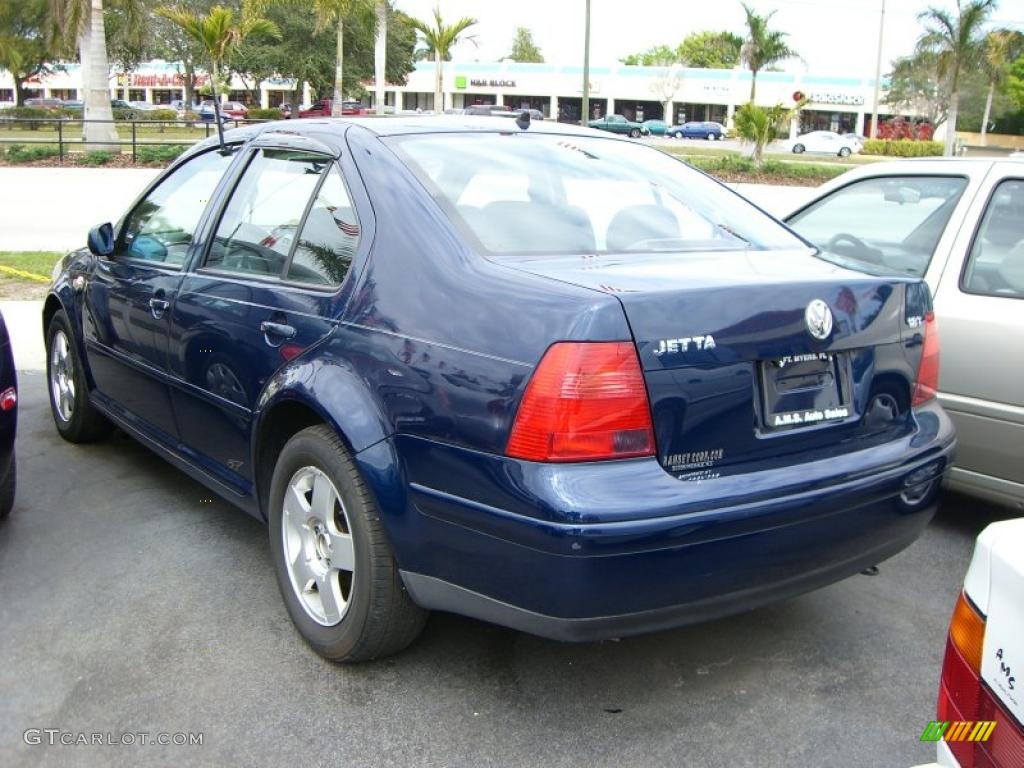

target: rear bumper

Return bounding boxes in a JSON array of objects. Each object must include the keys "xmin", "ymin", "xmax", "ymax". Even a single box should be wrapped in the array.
[{"xmin": 390, "ymin": 400, "xmax": 956, "ymax": 641}]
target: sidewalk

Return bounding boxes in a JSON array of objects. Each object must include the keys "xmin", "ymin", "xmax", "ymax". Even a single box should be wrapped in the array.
[{"xmin": 2, "ymin": 300, "xmax": 45, "ymax": 371}]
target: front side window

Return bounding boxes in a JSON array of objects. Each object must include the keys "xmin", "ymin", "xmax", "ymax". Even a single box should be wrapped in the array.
[
  {"xmin": 787, "ymin": 175, "xmax": 968, "ymax": 277},
  {"xmin": 393, "ymin": 133, "xmax": 807, "ymax": 256},
  {"xmin": 962, "ymin": 179, "xmax": 1024, "ymax": 298},
  {"xmin": 121, "ymin": 148, "xmax": 234, "ymax": 266},
  {"xmin": 205, "ymin": 148, "xmax": 329, "ymax": 278}
]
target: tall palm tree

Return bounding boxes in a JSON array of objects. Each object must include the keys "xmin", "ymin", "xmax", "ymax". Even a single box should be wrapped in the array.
[
  {"xmin": 979, "ymin": 29, "xmax": 1022, "ymax": 145},
  {"xmin": 157, "ymin": 4, "xmax": 278, "ymax": 148},
  {"xmin": 410, "ymin": 6, "xmax": 477, "ymax": 113},
  {"xmin": 916, "ymin": 0, "xmax": 997, "ymax": 156},
  {"xmin": 306, "ymin": 0, "xmax": 372, "ymax": 117},
  {"xmin": 740, "ymin": 2, "xmax": 798, "ymax": 102},
  {"xmin": 49, "ymin": 0, "xmax": 126, "ymax": 151},
  {"xmin": 374, "ymin": 0, "xmax": 387, "ymax": 114}
]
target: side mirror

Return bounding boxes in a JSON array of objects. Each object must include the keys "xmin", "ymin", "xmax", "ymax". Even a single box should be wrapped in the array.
[
  {"xmin": 127, "ymin": 234, "xmax": 168, "ymax": 262},
  {"xmin": 87, "ymin": 222, "xmax": 115, "ymax": 257}
]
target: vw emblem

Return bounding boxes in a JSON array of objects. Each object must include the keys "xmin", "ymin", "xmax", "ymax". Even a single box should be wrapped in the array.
[{"xmin": 805, "ymin": 299, "xmax": 834, "ymax": 340}]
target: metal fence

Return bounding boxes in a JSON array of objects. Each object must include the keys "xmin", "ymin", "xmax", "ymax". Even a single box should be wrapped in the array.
[{"xmin": 0, "ymin": 116, "xmax": 254, "ymax": 162}]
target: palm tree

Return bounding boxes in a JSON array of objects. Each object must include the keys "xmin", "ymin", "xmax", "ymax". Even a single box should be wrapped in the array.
[
  {"xmin": 733, "ymin": 98, "xmax": 806, "ymax": 168},
  {"xmin": 304, "ymin": 0, "xmax": 372, "ymax": 117},
  {"xmin": 374, "ymin": 0, "xmax": 387, "ymax": 114},
  {"xmin": 916, "ymin": 0, "xmax": 997, "ymax": 156},
  {"xmin": 979, "ymin": 29, "xmax": 1022, "ymax": 145},
  {"xmin": 157, "ymin": 4, "xmax": 278, "ymax": 148},
  {"xmin": 740, "ymin": 2, "xmax": 799, "ymax": 102},
  {"xmin": 49, "ymin": 0, "xmax": 128, "ymax": 151},
  {"xmin": 410, "ymin": 6, "xmax": 477, "ymax": 113}
]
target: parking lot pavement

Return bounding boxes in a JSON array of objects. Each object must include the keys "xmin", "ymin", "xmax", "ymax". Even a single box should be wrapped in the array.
[{"xmin": 1, "ymin": 368, "xmax": 1016, "ymax": 768}]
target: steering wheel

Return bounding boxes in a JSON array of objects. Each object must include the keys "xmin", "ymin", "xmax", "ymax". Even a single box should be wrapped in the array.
[{"xmin": 825, "ymin": 232, "xmax": 884, "ymax": 264}]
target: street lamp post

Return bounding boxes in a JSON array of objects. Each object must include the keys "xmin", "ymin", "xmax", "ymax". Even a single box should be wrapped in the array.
[
  {"xmin": 582, "ymin": 0, "xmax": 591, "ymax": 124},
  {"xmin": 870, "ymin": 0, "xmax": 886, "ymax": 138}
]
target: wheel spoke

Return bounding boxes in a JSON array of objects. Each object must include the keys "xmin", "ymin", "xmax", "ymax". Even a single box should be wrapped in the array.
[
  {"xmin": 310, "ymin": 472, "xmax": 335, "ymax": 521},
  {"xmin": 283, "ymin": 482, "xmax": 309, "ymax": 521},
  {"xmin": 290, "ymin": 548, "xmax": 317, "ymax": 590},
  {"xmin": 328, "ymin": 532, "xmax": 354, "ymax": 573},
  {"xmin": 316, "ymin": 572, "xmax": 344, "ymax": 624}
]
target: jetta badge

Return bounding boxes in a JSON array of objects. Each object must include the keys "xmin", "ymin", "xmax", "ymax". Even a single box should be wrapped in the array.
[{"xmin": 805, "ymin": 299, "xmax": 833, "ymax": 340}]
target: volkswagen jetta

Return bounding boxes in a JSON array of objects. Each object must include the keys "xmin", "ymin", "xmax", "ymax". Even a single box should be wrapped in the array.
[{"xmin": 44, "ymin": 116, "xmax": 956, "ymax": 661}]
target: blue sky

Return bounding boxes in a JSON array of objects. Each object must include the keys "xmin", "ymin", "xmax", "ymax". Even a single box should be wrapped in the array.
[{"xmin": 393, "ymin": 0, "xmax": 1024, "ymax": 75}]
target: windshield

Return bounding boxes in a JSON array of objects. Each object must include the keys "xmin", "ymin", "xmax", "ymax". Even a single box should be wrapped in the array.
[
  {"xmin": 788, "ymin": 175, "xmax": 968, "ymax": 278},
  {"xmin": 391, "ymin": 132, "xmax": 808, "ymax": 256}
]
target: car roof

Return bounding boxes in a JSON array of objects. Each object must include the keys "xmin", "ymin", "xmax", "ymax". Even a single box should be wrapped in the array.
[{"xmin": 286, "ymin": 115, "xmax": 604, "ymax": 138}]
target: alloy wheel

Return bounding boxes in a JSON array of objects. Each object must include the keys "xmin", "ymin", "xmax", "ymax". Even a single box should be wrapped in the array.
[
  {"xmin": 281, "ymin": 466, "xmax": 356, "ymax": 626},
  {"xmin": 49, "ymin": 329, "xmax": 75, "ymax": 423}
]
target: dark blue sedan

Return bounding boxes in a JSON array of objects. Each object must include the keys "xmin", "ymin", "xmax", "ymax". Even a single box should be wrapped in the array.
[
  {"xmin": 45, "ymin": 116, "xmax": 956, "ymax": 660},
  {"xmin": 671, "ymin": 121, "xmax": 727, "ymax": 140},
  {"xmin": 0, "ymin": 309, "xmax": 16, "ymax": 518}
]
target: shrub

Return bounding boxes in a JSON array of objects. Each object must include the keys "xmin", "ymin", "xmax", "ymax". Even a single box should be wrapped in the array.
[
  {"xmin": 81, "ymin": 150, "xmax": 114, "ymax": 166},
  {"xmin": 246, "ymin": 108, "xmax": 283, "ymax": 120},
  {"xmin": 861, "ymin": 139, "xmax": 944, "ymax": 157},
  {"xmin": 112, "ymin": 107, "xmax": 137, "ymax": 121},
  {"xmin": 135, "ymin": 144, "xmax": 188, "ymax": 164},
  {"xmin": 4, "ymin": 107, "xmax": 55, "ymax": 130},
  {"xmin": 6, "ymin": 143, "xmax": 60, "ymax": 162}
]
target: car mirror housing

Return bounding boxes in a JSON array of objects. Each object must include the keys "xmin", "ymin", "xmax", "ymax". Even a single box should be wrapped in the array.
[{"xmin": 87, "ymin": 223, "xmax": 115, "ymax": 257}]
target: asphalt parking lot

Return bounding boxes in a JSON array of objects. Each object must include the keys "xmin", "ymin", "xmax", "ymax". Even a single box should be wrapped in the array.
[{"xmin": 0, "ymin": 357, "xmax": 1017, "ymax": 767}]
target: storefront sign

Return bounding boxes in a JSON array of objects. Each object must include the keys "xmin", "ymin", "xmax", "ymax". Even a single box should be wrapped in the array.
[
  {"xmin": 469, "ymin": 79, "xmax": 516, "ymax": 88},
  {"xmin": 807, "ymin": 92, "xmax": 864, "ymax": 106},
  {"xmin": 128, "ymin": 73, "xmax": 209, "ymax": 88}
]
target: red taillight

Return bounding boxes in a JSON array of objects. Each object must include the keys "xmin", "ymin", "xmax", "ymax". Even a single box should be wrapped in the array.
[
  {"xmin": 912, "ymin": 311, "xmax": 940, "ymax": 406},
  {"xmin": 0, "ymin": 387, "xmax": 15, "ymax": 411},
  {"xmin": 507, "ymin": 341, "xmax": 655, "ymax": 462}
]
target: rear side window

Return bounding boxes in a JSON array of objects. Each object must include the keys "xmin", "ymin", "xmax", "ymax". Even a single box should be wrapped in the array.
[
  {"xmin": 205, "ymin": 148, "xmax": 329, "ymax": 278},
  {"xmin": 287, "ymin": 167, "xmax": 361, "ymax": 286},
  {"xmin": 962, "ymin": 178, "xmax": 1024, "ymax": 298},
  {"xmin": 788, "ymin": 175, "xmax": 967, "ymax": 278}
]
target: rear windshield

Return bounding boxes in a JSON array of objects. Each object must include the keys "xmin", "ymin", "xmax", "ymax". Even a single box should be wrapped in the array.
[{"xmin": 390, "ymin": 132, "xmax": 808, "ymax": 256}]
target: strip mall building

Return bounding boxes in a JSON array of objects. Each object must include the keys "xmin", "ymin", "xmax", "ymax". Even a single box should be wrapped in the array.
[{"xmin": 1, "ymin": 59, "xmax": 908, "ymax": 136}]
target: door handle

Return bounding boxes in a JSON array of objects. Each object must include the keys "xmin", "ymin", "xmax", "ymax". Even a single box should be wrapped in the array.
[
  {"xmin": 260, "ymin": 320, "xmax": 297, "ymax": 346},
  {"xmin": 149, "ymin": 297, "xmax": 170, "ymax": 318}
]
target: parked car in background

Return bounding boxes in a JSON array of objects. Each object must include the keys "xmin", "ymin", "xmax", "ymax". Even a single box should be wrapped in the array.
[
  {"xmin": 671, "ymin": 121, "xmax": 726, "ymax": 140},
  {"xmin": 61, "ymin": 100, "xmax": 84, "ymax": 112},
  {"xmin": 786, "ymin": 159, "xmax": 1024, "ymax": 509},
  {"xmin": 110, "ymin": 99, "xmax": 132, "ymax": 110},
  {"xmin": 222, "ymin": 101, "xmax": 248, "ymax": 120},
  {"xmin": 46, "ymin": 116, "xmax": 954, "ymax": 661},
  {"xmin": 24, "ymin": 97, "xmax": 63, "ymax": 109},
  {"xmin": 641, "ymin": 119, "xmax": 670, "ymax": 136},
  {"xmin": 843, "ymin": 132, "xmax": 868, "ymax": 146},
  {"xmin": 0, "ymin": 309, "xmax": 17, "ymax": 519},
  {"xmin": 787, "ymin": 130, "xmax": 861, "ymax": 157},
  {"xmin": 928, "ymin": 518, "xmax": 1024, "ymax": 767},
  {"xmin": 197, "ymin": 100, "xmax": 231, "ymax": 123},
  {"xmin": 587, "ymin": 114, "xmax": 650, "ymax": 137},
  {"xmin": 129, "ymin": 101, "xmax": 161, "ymax": 112},
  {"xmin": 298, "ymin": 100, "xmax": 365, "ymax": 118}
]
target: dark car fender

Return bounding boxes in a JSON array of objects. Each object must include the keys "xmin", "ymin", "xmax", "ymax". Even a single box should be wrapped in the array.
[
  {"xmin": 42, "ymin": 250, "xmax": 97, "ymax": 388},
  {"xmin": 250, "ymin": 343, "xmax": 398, "ymax": 520}
]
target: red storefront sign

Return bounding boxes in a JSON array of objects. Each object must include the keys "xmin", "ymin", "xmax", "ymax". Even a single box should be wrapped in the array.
[{"xmin": 128, "ymin": 73, "xmax": 209, "ymax": 88}]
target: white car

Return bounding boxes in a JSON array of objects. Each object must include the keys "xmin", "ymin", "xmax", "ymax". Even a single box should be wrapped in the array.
[
  {"xmin": 787, "ymin": 130, "xmax": 861, "ymax": 157},
  {"xmin": 920, "ymin": 517, "xmax": 1024, "ymax": 767},
  {"xmin": 785, "ymin": 159, "xmax": 1024, "ymax": 509}
]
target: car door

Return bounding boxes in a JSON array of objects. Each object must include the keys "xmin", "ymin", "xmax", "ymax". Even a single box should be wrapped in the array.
[
  {"xmin": 167, "ymin": 136, "xmax": 365, "ymax": 493},
  {"xmin": 934, "ymin": 168, "xmax": 1024, "ymax": 506},
  {"xmin": 82, "ymin": 146, "xmax": 237, "ymax": 442}
]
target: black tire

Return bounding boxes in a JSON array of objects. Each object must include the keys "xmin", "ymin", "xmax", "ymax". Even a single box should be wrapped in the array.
[
  {"xmin": 45, "ymin": 310, "xmax": 113, "ymax": 443},
  {"xmin": 674, "ymin": 130, "xmax": 683, "ymax": 139},
  {"xmin": 629, "ymin": 128, "xmax": 641, "ymax": 138},
  {"xmin": 0, "ymin": 454, "xmax": 14, "ymax": 518},
  {"xmin": 707, "ymin": 132, "xmax": 716, "ymax": 141},
  {"xmin": 838, "ymin": 146, "xmax": 851, "ymax": 158},
  {"xmin": 793, "ymin": 143, "xmax": 806, "ymax": 154},
  {"xmin": 269, "ymin": 425, "xmax": 427, "ymax": 662}
]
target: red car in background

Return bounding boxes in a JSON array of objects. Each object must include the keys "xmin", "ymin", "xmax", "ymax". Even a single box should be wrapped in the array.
[
  {"xmin": 221, "ymin": 101, "xmax": 248, "ymax": 120},
  {"xmin": 298, "ymin": 99, "xmax": 365, "ymax": 118}
]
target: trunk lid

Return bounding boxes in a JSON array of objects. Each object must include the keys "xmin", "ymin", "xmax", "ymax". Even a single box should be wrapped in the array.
[{"xmin": 505, "ymin": 249, "xmax": 922, "ymax": 477}]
